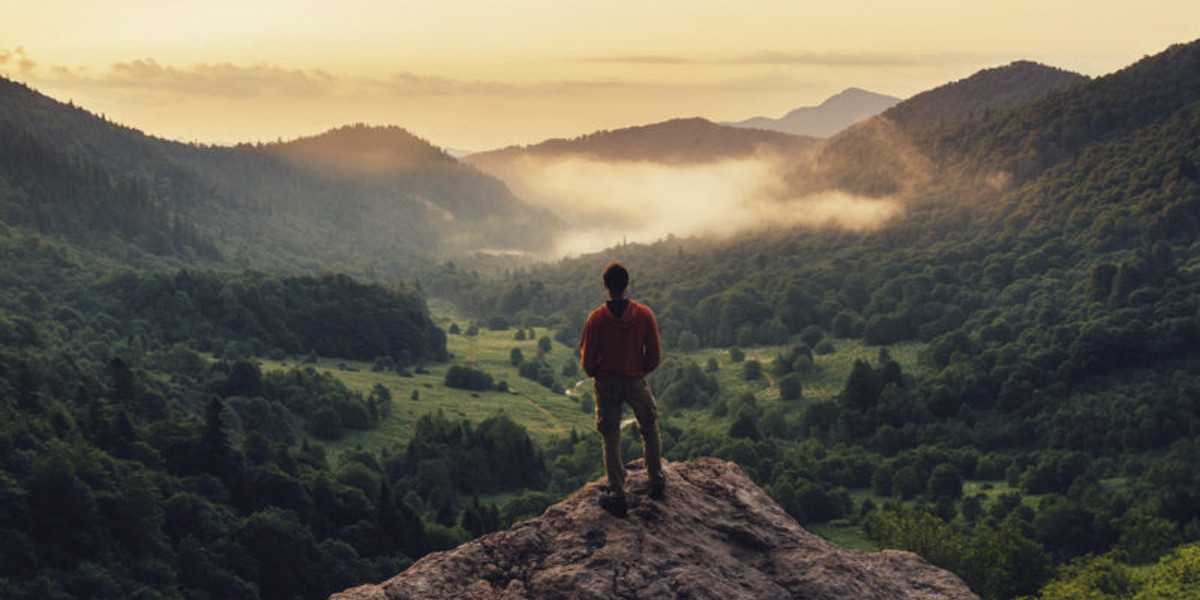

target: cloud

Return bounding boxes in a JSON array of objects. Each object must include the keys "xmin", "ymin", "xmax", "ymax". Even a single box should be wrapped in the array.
[
  {"xmin": 0, "ymin": 47, "xmax": 36, "ymax": 74},
  {"xmin": 580, "ymin": 50, "xmax": 994, "ymax": 67},
  {"xmin": 23, "ymin": 54, "xmax": 816, "ymax": 102},
  {"xmin": 483, "ymin": 154, "xmax": 902, "ymax": 257},
  {"xmin": 49, "ymin": 58, "xmax": 335, "ymax": 98},
  {"xmin": 577, "ymin": 55, "xmax": 696, "ymax": 65}
]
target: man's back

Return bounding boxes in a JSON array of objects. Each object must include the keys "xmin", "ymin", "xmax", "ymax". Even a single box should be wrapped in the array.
[{"xmin": 579, "ymin": 299, "xmax": 661, "ymax": 379}]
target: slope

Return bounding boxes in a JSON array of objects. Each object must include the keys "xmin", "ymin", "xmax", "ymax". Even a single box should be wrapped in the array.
[
  {"xmin": 468, "ymin": 117, "xmax": 816, "ymax": 167},
  {"xmin": 0, "ymin": 77, "xmax": 560, "ymax": 274},
  {"xmin": 786, "ymin": 61, "xmax": 1088, "ymax": 197},
  {"xmin": 428, "ymin": 40, "xmax": 1200, "ymax": 596},
  {"xmin": 729, "ymin": 87, "xmax": 901, "ymax": 137}
]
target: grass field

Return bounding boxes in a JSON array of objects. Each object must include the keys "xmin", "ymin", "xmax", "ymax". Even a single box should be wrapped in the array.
[
  {"xmin": 656, "ymin": 338, "xmax": 924, "ymax": 439},
  {"xmin": 263, "ymin": 300, "xmax": 927, "ymax": 456},
  {"xmin": 259, "ymin": 302, "xmax": 944, "ymax": 550},
  {"xmin": 259, "ymin": 303, "xmax": 595, "ymax": 454}
]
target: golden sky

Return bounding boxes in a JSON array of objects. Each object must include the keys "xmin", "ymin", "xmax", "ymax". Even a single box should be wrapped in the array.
[{"xmin": 2, "ymin": 1, "xmax": 1197, "ymax": 150}]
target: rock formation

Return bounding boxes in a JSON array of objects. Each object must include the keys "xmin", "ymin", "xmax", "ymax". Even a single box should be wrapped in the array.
[{"xmin": 332, "ymin": 458, "xmax": 977, "ymax": 599}]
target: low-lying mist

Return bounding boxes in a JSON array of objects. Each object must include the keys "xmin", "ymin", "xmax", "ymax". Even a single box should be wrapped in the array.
[{"xmin": 486, "ymin": 154, "xmax": 903, "ymax": 257}]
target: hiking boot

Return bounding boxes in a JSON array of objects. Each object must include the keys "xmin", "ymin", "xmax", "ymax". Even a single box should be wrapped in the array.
[{"xmin": 598, "ymin": 493, "xmax": 628, "ymax": 517}]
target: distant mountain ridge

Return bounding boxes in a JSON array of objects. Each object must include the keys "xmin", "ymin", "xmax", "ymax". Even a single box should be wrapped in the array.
[
  {"xmin": 269, "ymin": 124, "xmax": 459, "ymax": 175},
  {"xmin": 468, "ymin": 117, "xmax": 816, "ymax": 167},
  {"xmin": 787, "ymin": 60, "xmax": 1091, "ymax": 197},
  {"xmin": 884, "ymin": 60, "xmax": 1088, "ymax": 134},
  {"xmin": 729, "ymin": 87, "xmax": 901, "ymax": 137},
  {"xmin": 0, "ymin": 78, "xmax": 561, "ymax": 273}
]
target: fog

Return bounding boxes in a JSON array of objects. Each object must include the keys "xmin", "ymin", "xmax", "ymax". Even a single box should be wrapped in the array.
[{"xmin": 486, "ymin": 155, "xmax": 903, "ymax": 257}]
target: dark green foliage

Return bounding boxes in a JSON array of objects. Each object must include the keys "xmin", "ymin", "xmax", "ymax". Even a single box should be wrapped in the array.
[
  {"xmin": 778, "ymin": 373, "xmax": 803, "ymax": 401},
  {"xmin": 560, "ymin": 360, "xmax": 577, "ymax": 378},
  {"xmin": 6, "ymin": 40, "xmax": 1200, "ymax": 600},
  {"xmin": 729, "ymin": 347, "xmax": 745, "ymax": 363},
  {"xmin": 799, "ymin": 325, "xmax": 825, "ymax": 348},
  {"xmin": 728, "ymin": 413, "xmax": 761, "ymax": 441},
  {"xmin": 676, "ymin": 330, "xmax": 700, "ymax": 352},
  {"xmin": 842, "ymin": 359, "xmax": 882, "ymax": 412},
  {"xmin": 927, "ymin": 464, "xmax": 964, "ymax": 499},
  {"xmin": 649, "ymin": 358, "xmax": 719, "ymax": 408},
  {"xmin": 740, "ymin": 359, "xmax": 763, "ymax": 381},
  {"xmin": 509, "ymin": 347, "xmax": 524, "ymax": 366},
  {"xmin": 517, "ymin": 359, "xmax": 563, "ymax": 393},
  {"xmin": 117, "ymin": 271, "xmax": 446, "ymax": 363},
  {"xmin": 443, "ymin": 365, "xmax": 494, "ymax": 391},
  {"xmin": 537, "ymin": 336, "xmax": 553, "ymax": 354}
]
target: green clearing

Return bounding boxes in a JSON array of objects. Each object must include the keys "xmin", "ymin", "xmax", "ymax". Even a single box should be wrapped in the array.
[
  {"xmin": 661, "ymin": 339, "xmax": 924, "ymax": 437},
  {"xmin": 267, "ymin": 302, "xmax": 954, "ymax": 552},
  {"xmin": 259, "ymin": 303, "xmax": 595, "ymax": 454},
  {"xmin": 268, "ymin": 300, "xmax": 926, "ymax": 457}
]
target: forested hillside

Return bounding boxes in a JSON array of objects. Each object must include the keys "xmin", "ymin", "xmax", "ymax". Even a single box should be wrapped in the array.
[
  {"xmin": 784, "ymin": 61, "xmax": 1089, "ymax": 198},
  {"xmin": 4, "ymin": 33, "xmax": 1200, "ymax": 600},
  {"xmin": 0, "ymin": 77, "xmax": 559, "ymax": 274},
  {"xmin": 429, "ymin": 39, "xmax": 1200, "ymax": 598},
  {"xmin": 467, "ymin": 116, "xmax": 816, "ymax": 167}
]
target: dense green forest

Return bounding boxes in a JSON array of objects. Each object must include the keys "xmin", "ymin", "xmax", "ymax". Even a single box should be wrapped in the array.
[
  {"xmin": 0, "ymin": 77, "xmax": 559, "ymax": 277},
  {"xmin": 426, "ymin": 40, "xmax": 1200, "ymax": 598},
  {"xmin": 2, "ymin": 37, "xmax": 1200, "ymax": 600}
]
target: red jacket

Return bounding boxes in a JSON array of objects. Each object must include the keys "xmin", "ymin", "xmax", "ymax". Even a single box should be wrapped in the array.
[{"xmin": 579, "ymin": 299, "xmax": 662, "ymax": 378}]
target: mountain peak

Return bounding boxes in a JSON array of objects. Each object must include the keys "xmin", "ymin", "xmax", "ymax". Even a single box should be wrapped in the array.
[
  {"xmin": 268, "ymin": 123, "xmax": 458, "ymax": 175},
  {"xmin": 467, "ymin": 117, "xmax": 812, "ymax": 167},
  {"xmin": 333, "ymin": 459, "xmax": 976, "ymax": 600},
  {"xmin": 730, "ymin": 88, "xmax": 901, "ymax": 137},
  {"xmin": 882, "ymin": 60, "xmax": 1087, "ymax": 130}
]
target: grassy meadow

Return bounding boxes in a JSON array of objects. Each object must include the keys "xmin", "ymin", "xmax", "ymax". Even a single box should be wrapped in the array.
[{"xmin": 261, "ymin": 303, "xmax": 1062, "ymax": 551}]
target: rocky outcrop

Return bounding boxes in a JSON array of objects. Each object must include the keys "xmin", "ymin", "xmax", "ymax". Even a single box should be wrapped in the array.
[{"xmin": 332, "ymin": 458, "xmax": 977, "ymax": 600}]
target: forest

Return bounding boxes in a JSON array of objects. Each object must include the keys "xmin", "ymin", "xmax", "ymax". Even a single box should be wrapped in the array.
[{"xmin": 1, "ymin": 37, "xmax": 1200, "ymax": 600}]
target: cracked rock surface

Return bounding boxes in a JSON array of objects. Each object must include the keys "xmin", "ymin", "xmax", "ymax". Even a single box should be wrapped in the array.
[{"xmin": 331, "ymin": 458, "xmax": 978, "ymax": 600}]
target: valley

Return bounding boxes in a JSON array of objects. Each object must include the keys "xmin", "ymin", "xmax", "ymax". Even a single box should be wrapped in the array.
[{"xmin": 2, "ymin": 25, "xmax": 1200, "ymax": 600}]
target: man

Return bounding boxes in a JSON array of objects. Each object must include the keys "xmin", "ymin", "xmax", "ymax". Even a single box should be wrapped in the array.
[{"xmin": 578, "ymin": 262, "xmax": 665, "ymax": 517}]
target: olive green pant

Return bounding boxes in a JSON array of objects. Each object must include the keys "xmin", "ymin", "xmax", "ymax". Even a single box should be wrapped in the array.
[{"xmin": 594, "ymin": 376, "xmax": 663, "ymax": 496}]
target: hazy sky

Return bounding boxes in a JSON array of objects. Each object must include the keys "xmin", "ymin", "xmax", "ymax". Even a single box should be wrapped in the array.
[{"xmin": 2, "ymin": 1, "xmax": 1197, "ymax": 149}]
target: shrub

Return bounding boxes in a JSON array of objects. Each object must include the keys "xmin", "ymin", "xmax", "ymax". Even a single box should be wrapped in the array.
[
  {"xmin": 778, "ymin": 373, "xmax": 803, "ymax": 400},
  {"xmin": 444, "ymin": 365, "xmax": 494, "ymax": 391},
  {"xmin": 741, "ymin": 359, "xmax": 763, "ymax": 381},
  {"xmin": 800, "ymin": 325, "xmax": 825, "ymax": 348}
]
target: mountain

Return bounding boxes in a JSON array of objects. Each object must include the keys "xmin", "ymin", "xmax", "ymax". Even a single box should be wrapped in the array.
[
  {"xmin": 787, "ymin": 60, "xmax": 1089, "ymax": 197},
  {"xmin": 884, "ymin": 61, "xmax": 1087, "ymax": 134},
  {"xmin": 0, "ymin": 77, "xmax": 560, "ymax": 274},
  {"xmin": 333, "ymin": 459, "xmax": 976, "ymax": 599},
  {"xmin": 433, "ymin": 40, "xmax": 1200, "ymax": 597},
  {"xmin": 467, "ymin": 117, "xmax": 816, "ymax": 167},
  {"xmin": 729, "ymin": 88, "xmax": 901, "ymax": 137},
  {"xmin": 269, "ymin": 125, "xmax": 458, "ymax": 174}
]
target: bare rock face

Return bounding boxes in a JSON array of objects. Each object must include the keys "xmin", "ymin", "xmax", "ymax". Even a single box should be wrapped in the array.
[{"xmin": 332, "ymin": 458, "xmax": 977, "ymax": 600}]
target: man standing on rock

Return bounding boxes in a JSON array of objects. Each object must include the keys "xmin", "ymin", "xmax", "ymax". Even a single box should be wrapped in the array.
[{"xmin": 579, "ymin": 262, "xmax": 666, "ymax": 516}]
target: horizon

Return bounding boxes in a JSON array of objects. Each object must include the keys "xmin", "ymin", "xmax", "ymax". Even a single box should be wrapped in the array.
[{"xmin": 3, "ymin": 1, "xmax": 1198, "ymax": 150}]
